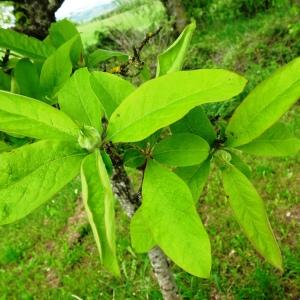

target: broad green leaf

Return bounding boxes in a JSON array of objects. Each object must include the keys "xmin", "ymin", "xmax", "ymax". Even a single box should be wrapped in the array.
[
  {"xmin": 139, "ymin": 160, "xmax": 211, "ymax": 277},
  {"xmin": 0, "ymin": 141, "xmax": 12, "ymax": 153},
  {"xmin": 48, "ymin": 19, "xmax": 83, "ymax": 65},
  {"xmin": 107, "ymin": 69, "xmax": 246, "ymax": 143},
  {"xmin": 0, "ymin": 140, "xmax": 86, "ymax": 225},
  {"xmin": 90, "ymin": 71, "xmax": 135, "ymax": 118},
  {"xmin": 237, "ymin": 123, "xmax": 300, "ymax": 157},
  {"xmin": 48, "ymin": 19, "xmax": 80, "ymax": 48},
  {"xmin": 58, "ymin": 68, "xmax": 103, "ymax": 132},
  {"xmin": 87, "ymin": 49, "xmax": 128, "ymax": 68},
  {"xmin": 157, "ymin": 21, "xmax": 196, "ymax": 77},
  {"xmin": 14, "ymin": 59, "xmax": 41, "ymax": 99},
  {"xmin": 176, "ymin": 159, "xmax": 210, "ymax": 202},
  {"xmin": 226, "ymin": 57, "xmax": 300, "ymax": 147},
  {"xmin": 81, "ymin": 150, "xmax": 119, "ymax": 276},
  {"xmin": 0, "ymin": 28, "xmax": 54, "ymax": 59},
  {"xmin": 40, "ymin": 36, "xmax": 79, "ymax": 102},
  {"xmin": 0, "ymin": 69, "xmax": 10, "ymax": 91},
  {"xmin": 171, "ymin": 106, "xmax": 216, "ymax": 145},
  {"xmin": 130, "ymin": 207, "xmax": 156, "ymax": 253},
  {"xmin": 222, "ymin": 164, "xmax": 282, "ymax": 270},
  {"xmin": 0, "ymin": 90, "xmax": 79, "ymax": 140},
  {"xmin": 123, "ymin": 149, "xmax": 145, "ymax": 169},
  {"xmin": 228, "ymin": 149, "xmax": 252, "ymax": 178},
  {"xmin": 153, "ymin": 133, "xmax": 210, "ymax": 167}
]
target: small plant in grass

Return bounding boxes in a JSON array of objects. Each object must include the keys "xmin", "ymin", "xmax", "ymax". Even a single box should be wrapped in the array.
[{"xmin": 0, "ymin": 19, "xmax": 299, "ymax": 299}]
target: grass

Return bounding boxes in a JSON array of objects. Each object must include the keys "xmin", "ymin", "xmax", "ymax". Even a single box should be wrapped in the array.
[{"xmin": 1, "ymin": 4, "xmax": 300, "ymax": 300}]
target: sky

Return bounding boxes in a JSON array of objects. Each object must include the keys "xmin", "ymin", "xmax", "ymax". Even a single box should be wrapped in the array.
[{"xmin": 56, "ymin": 0, "xmax": 113, "ymax": 19}]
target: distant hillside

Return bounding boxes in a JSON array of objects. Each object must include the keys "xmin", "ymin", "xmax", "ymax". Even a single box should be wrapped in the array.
[
  {"xmin": 58, "ymin": 2, "xmax": 116, "ymax": 23},
  {"xmin": 78, "ymin": 1, "xmax": 166, "ymax": 46}
]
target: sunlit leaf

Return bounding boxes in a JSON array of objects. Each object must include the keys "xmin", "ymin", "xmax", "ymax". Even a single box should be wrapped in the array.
[
  {"xmin": 157, "ymin": 21, "xmax": 196, "ymax": 76},
  {"xmin": 58, "ymin": 68, "xmax": 103, "ymax": 132},
  {"xmin": 81, "ymin": 150, "xmax": 119, "ymax": 276},
  {"xmin": 135, "ymin": 160, "xmax": 211, "ymax": 277},
  {"xmin": 226, "ymin": 57, "xmax": 300, "ymax": 147},
  {"xmin": 107, "ymin": 70, "xmax": 246, "ymax": 143},
  {"xmin": 222, "ymin": 164, "xmax": 282, "ymax": 270},
  {"xmin": 90, "ymin": 71, "xmax": 135, "ymax": 118},
  {"xmin": 153, "ymin": 133, "xmax": 210, "ymax": 167},
  {"xmin": 237, "ymin": 123, "xmax": 300, "ymax": 157},
  {"xmin": 0, "ymin": 90, "xmax": 79, "ymax": 140},
  {"xmin": 0, "ymin": 140, "xmax": 86, "ymax": 225}
]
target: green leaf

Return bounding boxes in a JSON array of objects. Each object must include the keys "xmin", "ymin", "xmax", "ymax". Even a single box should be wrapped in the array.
[
  {"xmin": 123, "ymin": 149, "xmax": 145, "ymax": 168},
  {"xmin": 14, "ymin": 59, "xmax": 41, "ymax": 99},
  {"xmin": 81, "ymin": 150, "xmax": 120, "ymax": 276},
  {"xmin": 0, "ymin": 69, "xmax": 11, "ymax": 91},
  {"xmin": 227, "ymin": 149, "xmax": 252, "ymax": 178},
  {"xmin": 87, "ymin": 49, "xmax": 128, "ymax": 68},
  {"xmin": 48, "ymin": 19, "xmax": 83, "ymax": 65},
  {"xmin": 237, "ymin": 123, "xmax": 300, "ymax": 157},
  {"xmin": 157, "ymin": 21, "xmax": 196, "ymax": 77},
  {"xmin": 0, "ymin": 141, "xmax": 12, "ymax": 153},
  {"xmin": 137, "ymin": 160, "xmax": 211, "ymax": 277},
  {"xmin": 40, "ymin": 36, "xmax": 79, "ymax": 102},
  {"xmin": 0, "ymin": 28, "xmax": 54, "ymax": 59},
  {"xmin": 48, "ymin": 19, "xmax": 80, "ymax": 48},
  {"xmin": 0, "ymin": 90, "xmax": 79, "ymax": 140},
  {"xmin": 153, "ymin": 133, "xmax": 210, "ymax": 167},
  {"xmin": 171, "ymin": 106, "xmax": 216, "ymax": 145},
  {"xmin": 222, "ymin": 164, "xmax": 282, "ymax": 270},
  {"xmin": 0, "ymin": 140, "xmax": 86, "ymax": 225},
  {"xmin": 107, "ymin": 69, "xmax": 246, "ymax": 143},
  {"xmin": 226, "ymin": 57, "xmax": 300, "ymax": 147},
  {"xmin": 130, "ymin": 207, "xmax": 156, "ymax": 253},
  {"xmin": 58, "ymin": 68, "xmax": 103, "ymax": 132},
  {"xmin": 176, "ymin": 159, "xmax": 210, "ymax": 202},
  {"xmin": 90, "ymin": 71, "xmax": 135, "ymax": 118}
]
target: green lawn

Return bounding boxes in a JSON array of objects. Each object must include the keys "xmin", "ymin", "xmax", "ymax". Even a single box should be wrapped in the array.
[{"xmin": 1, "ymin": 5, "xmax": 300, "ymax": 300}]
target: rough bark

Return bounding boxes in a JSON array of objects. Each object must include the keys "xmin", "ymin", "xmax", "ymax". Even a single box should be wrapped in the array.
[
  {"xmin": 149, "ymin": 248, "xmax": 181, "ymax": 300},
  {"xmin": 105, "ymin": 143, "xmax": 181, "ymax": 300},
  {"xmin": 8, "ymin": 0, "xmax": 64, "ymax": 39},
  {"xmin": 161, "ymin": 0, "xmax": 188, "ymax": 35}
]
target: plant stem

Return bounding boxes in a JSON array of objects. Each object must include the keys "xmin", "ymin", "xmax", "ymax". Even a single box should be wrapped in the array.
[{"xmin": 105, "ymin": 143, "xmax": 181, "ymax": 300}]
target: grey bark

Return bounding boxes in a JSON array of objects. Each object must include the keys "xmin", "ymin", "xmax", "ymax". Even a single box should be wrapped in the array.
[
  {"xmin": 106, "ymin": 143, "xmax": 181, "ymax": 300},
  {"xmin": 7, "ymin": 0, "xmax": 64, "ymax": 39},
  {"xmin": 149, "ymin": 248, "xmax": 181, "ymax": 300}
]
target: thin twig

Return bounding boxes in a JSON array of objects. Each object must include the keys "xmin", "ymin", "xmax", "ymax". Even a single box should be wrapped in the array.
[{"xmin": 110, "ymin": 26, "xmax": 162, "ymax": 77}]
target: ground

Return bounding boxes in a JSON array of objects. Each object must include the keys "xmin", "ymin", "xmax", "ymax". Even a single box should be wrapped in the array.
[{"xmin": 0, "ymin": 3, "xmax": 300, "ymax": 300}]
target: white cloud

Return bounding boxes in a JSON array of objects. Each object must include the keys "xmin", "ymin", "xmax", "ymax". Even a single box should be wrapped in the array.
[{"xmin": 56, "ymin": 0, "xmax": 112, "ymax": 19}]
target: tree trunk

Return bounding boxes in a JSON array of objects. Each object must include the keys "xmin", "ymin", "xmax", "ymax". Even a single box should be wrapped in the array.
[
  {"xmin": 10, "ymin": 0, "xmax": 64, "ymax": 39},
  {"xmin": 161, "ymin": 0, "xmax": 187, "ymax": 35}
]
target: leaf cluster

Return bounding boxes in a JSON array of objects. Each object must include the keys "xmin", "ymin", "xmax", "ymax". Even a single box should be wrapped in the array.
[{"xmin": 0, "ymin": 19, "xmax": 299, "ymax": 278}]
